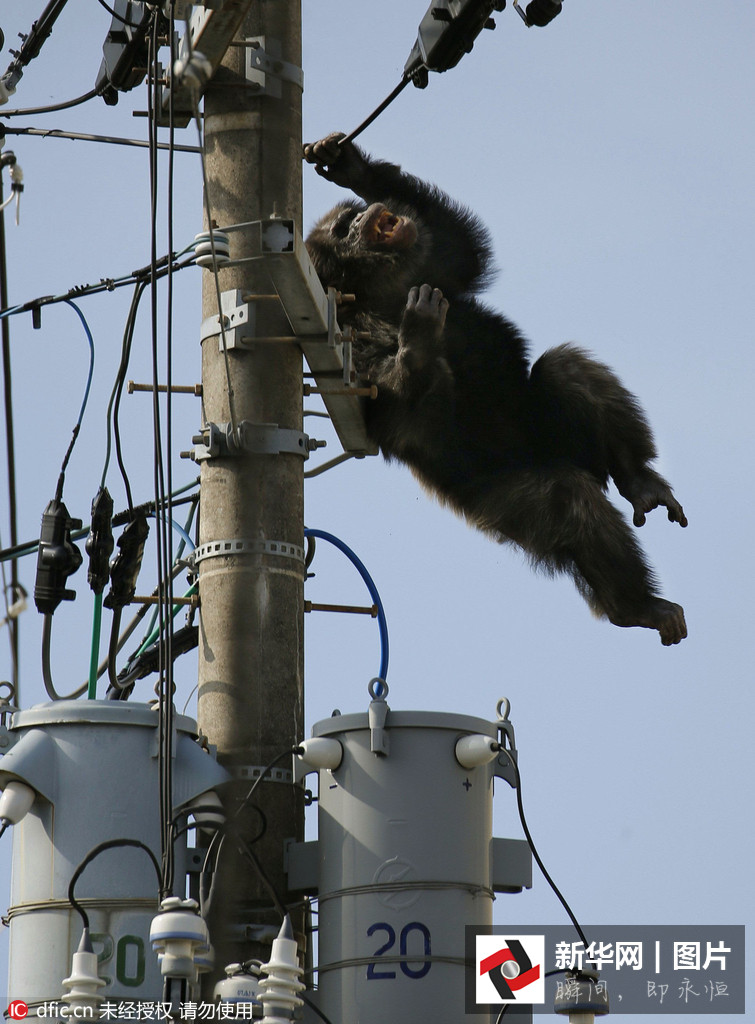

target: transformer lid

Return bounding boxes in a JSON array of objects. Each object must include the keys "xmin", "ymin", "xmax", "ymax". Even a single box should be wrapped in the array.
[
  {"xmin": 311, "ymin": 708, "xmax": 496, "ymax": 739},
  {"xmin": 11, "ymin": 699, "xmax": 199, "ymax": 736}
]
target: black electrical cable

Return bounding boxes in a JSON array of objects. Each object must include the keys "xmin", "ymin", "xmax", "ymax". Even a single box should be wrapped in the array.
[
  {"xmin": 501, "ymin": 748, "xmax": 588, "ymax": 948},
  {"xmin": 339, "ymin": 75, "xmax": 412, "ymax": 146},
  {"xmin": 147, "ymin": 15, "xmax": 176, "ymax": 899},
  {"xmin": 68, "ymin": 837, "xmax": 162, "ymax": 930},
  {"xmin": 41, "ymin": 612, "xmax": 87, "ymax": 700},
  {"xmin": 300, "ymin": 993, "xmax": 337, "ymax": 1024},
  {"xmin": 200, "ymin": 748, "xmax": 302, "ymax": 919},
  {"xmin": 113, "ymin": 494, "xmax": 198, "ymax": 691},
  {"xmin": 163, "ymin": 16, "xmax": 179, "ymax": 704},
  {"xmin": 94, "ymin": 0, "xmax": 144, "ymax": 29},
  {"xmin": 0, "ymin": 88, "xmax": 100, "ymax": 119},
  {"xmin": 103, "ymin": 278, "xmax": 147, "ymax": 510},
  {"xmin": 90, "ymin": 592, "xmax": 152, "ymax": 684},
  {"xmin": 106, "ymin": 622, "xmax": 198, "ymax": 699},
  {"xmin": 53, "ymin": 300, "xmax": 95, "ymax": 503},
  {"xmin": 170, "ymin": 819, "xmax": 221, "ymax": 843},
  {"xmin": 106, "ymin": 606, "xmax": 124, "ymax": 690},
  {"xmin": 237, "ymin": 836, "xmax": 287, "ymax": 921},
  {"xmin": 95, "ymin": 559, "xmax": 188, "ymax": 693},
  {"xmin": 169, "ymin": 802, "xmax": 231, "ymax": 844},
  {"xmin": 201, "ymin": 747, "xmax": 301, "ymax": 876},
  {"xmin": 0, "ymin": 156, "xmax": 20, "ymax": 700},
  {"xmin": 111, "ymin": 489, "xmax": 199, "ymax": 528},
  {"xmin": 494, "ymin": 969, "xmax": 568, "ymax": 1022},
  {"xmin": 237, "ymin": 748, "xmax": 302, "ymax": 836}
]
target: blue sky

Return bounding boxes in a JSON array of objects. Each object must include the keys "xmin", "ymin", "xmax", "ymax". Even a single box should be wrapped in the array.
[{"xmin": 0, "ymin": 1, "xmax": 752, "ymax": 1018}]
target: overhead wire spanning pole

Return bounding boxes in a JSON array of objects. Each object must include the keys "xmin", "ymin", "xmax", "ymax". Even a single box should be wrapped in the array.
[
  {"xmin": 0, "ymin": 158, "xmax": 20, "ymax": 700},
  {"xmin": 195, "ymin": 0, "xmax": 305, "ymax": 986}
]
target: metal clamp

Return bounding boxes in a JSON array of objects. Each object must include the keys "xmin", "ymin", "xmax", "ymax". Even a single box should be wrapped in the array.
[
  {"xmin": 229, "ymin": 763, "xmax": 294, "ymax": 785},
  {"xmin": 190, "ymin": 421, "xmax": 325, "ymax": 462},
  {"xmin": 494, "ymin": 697, "xmax": 519, "ymax": 789},
  {"xmin": 368, "ymin": 679, "xmax": 390, "ymax": 757},
  {"xmin": 193, "ymin": 538, "xmax": 306, "ymax": 567},
  {"xmin": 245, "ymin": 37, "xmax": 304, "ymax": 96},
  {"xmin": 200, "ymin": 290, "xmax": 254, "ymax": 352}
]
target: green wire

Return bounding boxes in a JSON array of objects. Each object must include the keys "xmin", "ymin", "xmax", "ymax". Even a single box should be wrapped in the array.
[{"xmin": 88, "ymin": 592, "xmax": 103, "ymax": 699}]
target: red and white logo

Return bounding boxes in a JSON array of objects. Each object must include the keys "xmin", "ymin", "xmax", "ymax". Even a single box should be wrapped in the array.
[
  {"xmin": 476, "ymin": 935, "xmax": 545, "ymax": 1004},
  {"xmin": 7, "ymin": 1001, "xmax": 28, "ymax": 1020}
]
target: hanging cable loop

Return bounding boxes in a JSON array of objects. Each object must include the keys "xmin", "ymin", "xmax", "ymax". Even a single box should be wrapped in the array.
[{"xmin": 304, "ymin": 528, "xmax": 389, "ymax": 683}]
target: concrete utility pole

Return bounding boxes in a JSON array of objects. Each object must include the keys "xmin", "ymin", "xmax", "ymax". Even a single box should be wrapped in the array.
[{"xmin": 196, "ymin": 0, "xmax": 304, "ymax": 981}]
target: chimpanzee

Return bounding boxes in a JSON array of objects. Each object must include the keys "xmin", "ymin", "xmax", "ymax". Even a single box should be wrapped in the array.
[{"xmin": 303, "ymin": 133, "xmax": 688, "ymax": 645}]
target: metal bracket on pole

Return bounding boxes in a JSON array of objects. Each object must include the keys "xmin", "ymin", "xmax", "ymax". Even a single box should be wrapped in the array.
[
  {"xmin": 244, "ymin": 37, "xmax": 304, "ymax": 97},
  {"xmin": 256, "ymin": 219, "xmax": 378, "ymax": 456},
  {"xmin": 189, "ymin": 421, "xmax": 323, "ymax": 462},
  {"xmin": 200, "ymin": 289, "xmax": 255, "ymax": 352}
]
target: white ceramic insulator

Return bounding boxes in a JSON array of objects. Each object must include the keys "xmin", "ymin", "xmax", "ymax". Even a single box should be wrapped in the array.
[
  {"xmin": 194, "ymin": 230, "xmax": 231, "ymax": 268},
  {"xmin": 150, "ymin": 898, "xmax": 210, "ymax": 980},
  {"xmin": 455, "ymin": 733, "xmax": 500, "ymax": 769},
  {"xmin": 298, "ymin": 737, "xmax": 343, "ymax": 772},
  {"xmin": 62, "ymin": 949, "xmax": 106, "ymax": 1009},
  {"xmin": 215, "ymin": 962, "xmax": 262, "ymax": 1007},
  {"xmin": 258, "ymin": 920, "xmax": 304, "ymax": 1023},
  {"xmin": 188, "ymin": 788, "xmax": 225, "ymax": 828},
  {"xmin": 0, "ymin": 780, "xmax": 36, "ymax": 824}
]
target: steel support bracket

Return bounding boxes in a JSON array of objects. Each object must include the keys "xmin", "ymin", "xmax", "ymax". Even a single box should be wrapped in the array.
[
  {"xmin": 196, "ymin": 220, "xmax": 377, "ymax": 455},
  {"xmin": 161, "ymin": 0, "xmax": 256, "ymax": 127},
  {"xmin": 191, "ymin": 420, "xmax": 315, "ymax": 462}
]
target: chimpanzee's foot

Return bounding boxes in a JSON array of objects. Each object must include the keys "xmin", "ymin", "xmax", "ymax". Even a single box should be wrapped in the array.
[
  {"xmin": 610, "ymin": 598, "xmax": 687, "ymax": 645},
  {"xmin": 617, "ymin": 468, "xmax": 688, "ymax": 528}
]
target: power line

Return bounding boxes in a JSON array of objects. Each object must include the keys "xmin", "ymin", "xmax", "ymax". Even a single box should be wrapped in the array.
[
  {"xmin": 0, "ymin": 252, "xmax": 196, "ymax": 322},
  {"xmin": 0, "ymin": 124, "xmax": 202, "ymax": 153},
  {"xmin": 0, "ymin": 88, "xmax": 99, "ymax": 118}
]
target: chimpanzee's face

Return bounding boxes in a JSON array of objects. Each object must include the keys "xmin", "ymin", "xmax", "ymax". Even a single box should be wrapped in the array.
[
  {"xmin": 306, "ymin": 200, "xmax": 423, "ymax": 300},
  {"xmin": 329, "ymin": 202, "xmax": 418, "ymax": 251}
]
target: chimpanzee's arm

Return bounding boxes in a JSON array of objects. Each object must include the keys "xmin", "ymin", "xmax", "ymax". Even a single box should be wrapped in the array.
[{"xmin": 303, "ymin": 133, "xmax": 493, "ymax": 296}]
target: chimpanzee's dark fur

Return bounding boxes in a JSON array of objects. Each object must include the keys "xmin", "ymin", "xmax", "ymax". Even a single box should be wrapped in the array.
[{"xmin": 303, "ymin": 133, "xmax": 688, "ymax": 645}]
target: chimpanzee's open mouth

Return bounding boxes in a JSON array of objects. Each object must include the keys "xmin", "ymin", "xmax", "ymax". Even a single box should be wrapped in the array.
[{"xmin": 363, "ymin": 206, "xmax": 418, "ymax": 250}]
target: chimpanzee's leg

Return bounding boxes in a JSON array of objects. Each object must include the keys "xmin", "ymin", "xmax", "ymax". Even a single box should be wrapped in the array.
[
  {"xmin": 530, "ymin": 344, "xmax": 688, "ymax": 529},
  {"xmin": 466, "ymin": 466, "xmax": 687, "ymax": 645}
]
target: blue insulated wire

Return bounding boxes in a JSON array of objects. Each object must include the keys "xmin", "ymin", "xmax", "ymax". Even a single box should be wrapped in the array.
[{"xmin": 304, "ymin": 527, "xmax": 389, "ymax": 684}]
